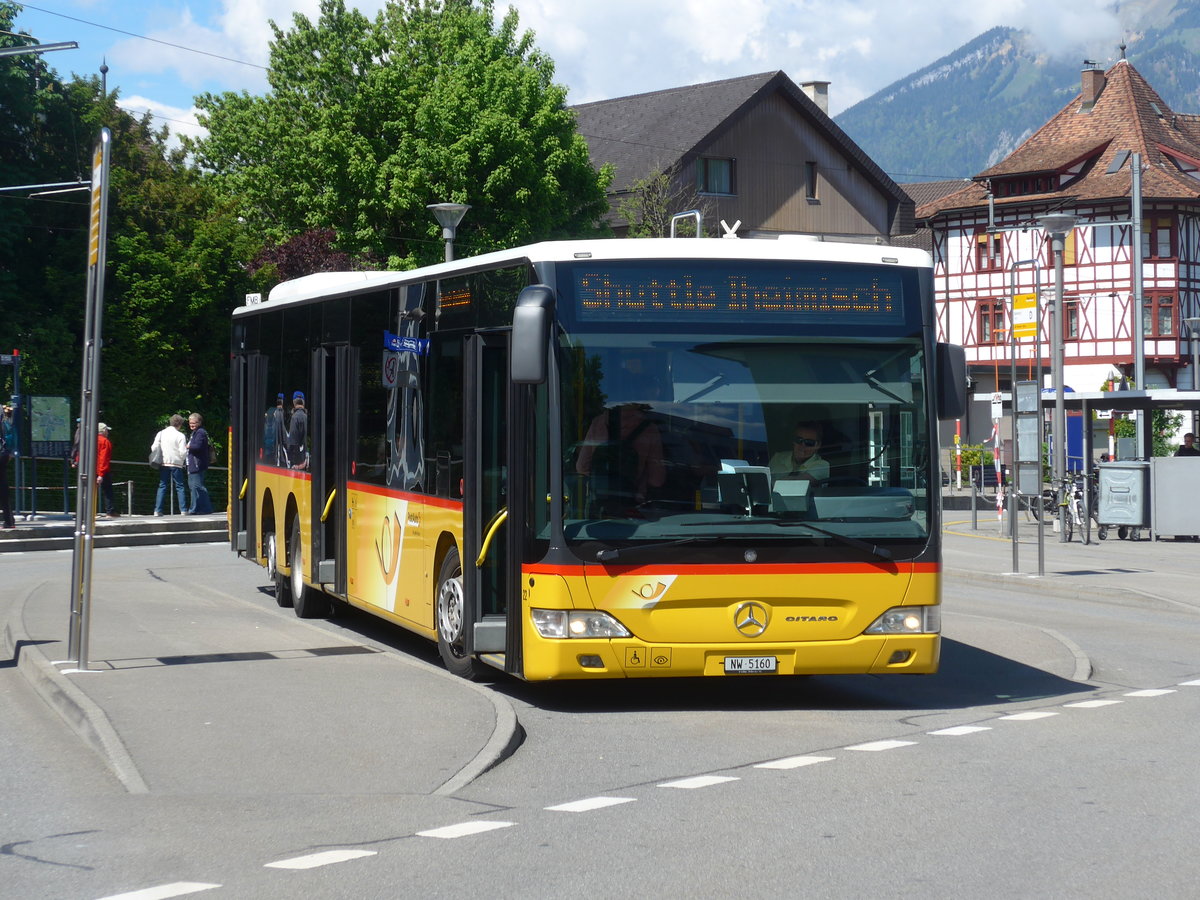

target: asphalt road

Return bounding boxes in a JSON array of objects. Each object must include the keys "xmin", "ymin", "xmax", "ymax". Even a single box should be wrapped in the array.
[{"xmin": 3, "ymin": 543, "xmax": 1199, "ymax": 898}]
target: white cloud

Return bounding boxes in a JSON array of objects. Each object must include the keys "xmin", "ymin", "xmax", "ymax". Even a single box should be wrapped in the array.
[{"xmin": 46, "ymin": 0, "xmax": 1141, "ymax": 123}]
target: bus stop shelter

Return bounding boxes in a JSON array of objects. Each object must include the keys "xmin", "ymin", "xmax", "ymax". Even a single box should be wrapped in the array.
[{"xmin": 1056, "ymin": 388, "xmax": 1200, "ymax": 540}]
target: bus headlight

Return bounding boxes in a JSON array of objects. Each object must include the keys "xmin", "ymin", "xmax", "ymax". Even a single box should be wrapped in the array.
[
  {"xmin": 864, "ymin": 606, "xmax": 940, "ymax": 635},
  {"xmin": 531, "ymin": 609, "xmax": 632, "ymax": 639}
]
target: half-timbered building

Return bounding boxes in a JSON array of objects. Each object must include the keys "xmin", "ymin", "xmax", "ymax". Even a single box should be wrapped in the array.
[{"xmin": 917, "ymin": 58, "xmax": 1200, "ymax": 443}]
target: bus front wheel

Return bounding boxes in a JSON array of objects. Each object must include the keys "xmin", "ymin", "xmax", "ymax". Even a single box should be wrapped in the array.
[{"xmin": 436, "ymin": 548, "xmax": 485, "ymax": 680}]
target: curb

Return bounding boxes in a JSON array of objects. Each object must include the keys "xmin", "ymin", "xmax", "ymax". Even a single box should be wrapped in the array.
[{"xmin": 4, "ymin": 591, "xmax": 149, "ymax": 794}]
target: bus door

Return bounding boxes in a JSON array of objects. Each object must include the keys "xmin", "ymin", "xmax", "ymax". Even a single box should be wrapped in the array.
[
  {"xmin": 463, "ymin": 332, "xmax": 528, "ymax": 674},
  {"xmin": 310, "ymin": 344, "xmax": 356, "ymax": 595},
  {"xmin": 230, "ymin": 352, "xmax": 266, "ymax": 558}
]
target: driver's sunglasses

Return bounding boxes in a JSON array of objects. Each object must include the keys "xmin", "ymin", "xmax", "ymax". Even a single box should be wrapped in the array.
[{"xmin": 793, "ymin": 437, "xmax": 819, "ymax": 447}]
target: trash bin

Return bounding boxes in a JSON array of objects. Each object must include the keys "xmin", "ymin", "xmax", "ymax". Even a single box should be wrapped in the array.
[
  {"xmin": 1151, "ymin": 457, "xmax": 1200, "ymax": 539},
  {"xmin": 1096, "ymin": 461, "xmax": 1149, "ymax": 540}
]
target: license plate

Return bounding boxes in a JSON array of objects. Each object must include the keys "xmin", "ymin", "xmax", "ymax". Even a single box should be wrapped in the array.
[{"xmin": 724, "ymin": 656, "xmax": 777, "ymax": 674}]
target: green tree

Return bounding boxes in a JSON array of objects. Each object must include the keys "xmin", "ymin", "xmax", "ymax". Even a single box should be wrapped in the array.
[
  {"xmin": 192, "ymin": 0, "xmax": 611, "ymax": 269},
  {"xmin": 1, "ymin": 3, "xmax": 259, "ymax": 467}
]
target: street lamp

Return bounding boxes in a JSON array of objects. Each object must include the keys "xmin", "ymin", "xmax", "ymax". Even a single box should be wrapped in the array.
[
  {"xmin": 427, "ymin": 202, "xmax": 470, "ymax": 262},
  {"xmin": 1186, "ymin": 315, "xmax": 1200, "ymax": 435},
  {"xmin": 1037, "ymin": 212, "xmax": 1078, "ymax": 541},
  {"xmin": 0, "ymin": 40, "xmax": 78, "ymax": 58}
]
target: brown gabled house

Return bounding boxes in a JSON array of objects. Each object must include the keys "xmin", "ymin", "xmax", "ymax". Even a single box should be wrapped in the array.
[
  {"xmin": 572, "ymin": 71, "xmax": 914, "ymax": 241},
  {"xmin": 916, "ymin": 58, "xmax": 1200, "ymax": 448}
]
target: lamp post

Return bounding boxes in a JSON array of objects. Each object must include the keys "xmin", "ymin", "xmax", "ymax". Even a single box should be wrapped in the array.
[
  {"xmin": 1187, "ymin": 315, "xmax": 1200, "ymax": 435},
  {"xmin": 1037, "ymin": 212, "xmax": 1078, "ymax": 541},
  {"xmin": 427, "ymin": 202, "xmax": 470, "ymax": 262}
]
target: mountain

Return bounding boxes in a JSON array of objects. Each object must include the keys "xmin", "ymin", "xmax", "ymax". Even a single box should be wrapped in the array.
[{"xmin": 834, "ymin": 3, "xmax": 1200, "ymax": 183}]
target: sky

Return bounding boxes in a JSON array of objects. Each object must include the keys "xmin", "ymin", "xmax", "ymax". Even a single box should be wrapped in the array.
[{"xmin": 10, "ymin": 0, "xmax": 1132, "ymax": 152}]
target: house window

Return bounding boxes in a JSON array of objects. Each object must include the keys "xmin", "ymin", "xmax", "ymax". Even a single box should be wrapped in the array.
[
  {"xmin": 1064, "ymin": 297, "xmax": 1079, "ymax": 340},
  {"xmin": 1141, "ymin": 216, "xmax": 1174, "ymax": 259},
  {"xmin": 697, "ymin": 157, "xmax": 734, "ymax": 195},
  {"xmin": 975, "ymin": 231, "xmax": 1003, "ymax": 271},
  {"xmin": 977, "ymin": 300, "xmax": 1006, "ymax": 345},
  {"xmin": 1143, "ymin": 294, "xmax": 1175, "ymax": 337},
  {"xmin": 804, "ymin": 161, "xmax": 818, "ymax": 200}
]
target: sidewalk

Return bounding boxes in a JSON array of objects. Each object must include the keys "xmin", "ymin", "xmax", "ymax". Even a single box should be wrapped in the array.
[
  {"xmin": 4, "ymin": 552, "xmax": 519, "ymax": 798},
  {"xmin": 941, "ymin": 509, "xmax": 1198, "ymax": 608}
]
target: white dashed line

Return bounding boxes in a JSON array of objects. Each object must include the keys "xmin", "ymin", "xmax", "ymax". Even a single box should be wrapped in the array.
[
  {"xmin": 928, "ymin": 725, "xmax": 992, "ymax": 736},
  {"xmin": 754, "ymin": 755, "xmax": 836, "ymax": 770},
  {"xmin": 1125, "ymin": 689, "xmax": 1176, "ymax": 697},
  {"xmin": 659, "ymin": 775, "xmax": 739, "ymax": 789},
  {"xmin": 264, "ymin": 849, "xmax": 376, "ymax": 869},
  {"xmin": 1064, "ymin": 699, "xmax": 1123, "ymax": 709},
  {"xmin": 545, "ymin": 796, "xmax": 636, "ymax": 812},
  {"xmin": 998, "ymin": 711, "xmax": 1059, "ymax": 721},
  {"xmin": 844, "ymin": 739, "xmax": 917, "ymax": 752},
  {"xmin": 95, "ymin": 883, "xmax": 221, "ymax": 900},
  {"xmin": 1180, "ymin": 679, "xmax": 1200, "ymax": 687},
  {"xmin": 416, "ymin": 821, "xmax": 515, "ymax": 839}
]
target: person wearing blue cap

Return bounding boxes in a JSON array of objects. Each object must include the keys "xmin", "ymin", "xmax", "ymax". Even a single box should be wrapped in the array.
[{"xmin": 287, "ymin": 391, "xmax": 308, "ymax": 469}]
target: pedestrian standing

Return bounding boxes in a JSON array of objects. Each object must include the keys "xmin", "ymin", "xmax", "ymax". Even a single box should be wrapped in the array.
[
  {"xmin": 185, "ymin": 412, "xmax": 213, "ymax": 515},
  {"xmin": 97, "ymin": 422, "xmax": 118, "ymax": 518},
  {"xmin": 151, "ymin": 414, "xmax": 189, "ymax": 515},
  {"xmin": 1, "ymin": 403, "xmax": 15, "ymax": 529}
]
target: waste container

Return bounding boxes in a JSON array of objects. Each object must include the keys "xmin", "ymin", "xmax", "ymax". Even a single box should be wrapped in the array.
[
  {"xmin": 1096, "ymin": 461, "xmax": 1149, "ymax": 539},
  {"xmin": 1151, "ymin": 457, "xmax": 1200, "ymax": 539}
]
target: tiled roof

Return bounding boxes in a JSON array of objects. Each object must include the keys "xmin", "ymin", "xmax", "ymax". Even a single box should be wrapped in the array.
[
  {"xmin": 900, "ymin": 180, "xmax": 972, "ymax": 208},
  {"xmin": 572, "ymin": 71, "xmax": 908, "ymax": 211},
  {"xmin": 918, "ymin": 60, "xmax": 1200, "ymax": 220}
]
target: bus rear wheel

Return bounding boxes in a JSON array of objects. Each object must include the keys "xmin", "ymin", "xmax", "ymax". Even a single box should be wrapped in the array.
[
  {"xmin": 267, "ymin": 532, "xmax": 292, "ymax": 607},
  {"xmin": 436, "ymin": 548, "xmax": 485, "ymax": 680},
  {"xmin": 291, "ymin": 519, "xmax": 331, "ymax": 619}
]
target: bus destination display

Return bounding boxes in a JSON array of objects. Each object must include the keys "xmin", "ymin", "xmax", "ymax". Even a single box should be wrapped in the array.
[{"xmin": 572, "ymin": 262, "xmax": 909, "ymax": 325}]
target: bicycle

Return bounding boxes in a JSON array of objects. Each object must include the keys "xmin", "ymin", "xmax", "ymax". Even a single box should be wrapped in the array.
[{"xmin": 1056, "ymin": 473, "xmax": 1090, "ymax": 544}]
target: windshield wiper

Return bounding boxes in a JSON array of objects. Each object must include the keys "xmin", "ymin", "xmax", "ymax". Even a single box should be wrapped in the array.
[
  {"xmin": 685, "ymin": 518, "xmax": 893, "ymax": 561},
  {"xmin": 594, "ymin": 536, "xmax": 707, "ymax": 562}
]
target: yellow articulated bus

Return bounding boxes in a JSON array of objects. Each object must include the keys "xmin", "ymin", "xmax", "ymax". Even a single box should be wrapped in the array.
[{"xmin": 228, "ymin": 237, "xmax": 965, "ymax": 680}]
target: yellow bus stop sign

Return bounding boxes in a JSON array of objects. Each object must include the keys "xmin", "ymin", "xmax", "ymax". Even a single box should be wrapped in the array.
[{"xmin": 1012, "ymin": 292, "xmax": 1038, "ymax": 340}]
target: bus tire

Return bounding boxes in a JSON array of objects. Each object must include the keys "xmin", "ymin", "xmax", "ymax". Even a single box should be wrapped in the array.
[
  {"xmin": 291, "ymin": 519, "xmax": 331, "ymax": 619},
  {"xmin": 267, "ymin": 532, "xmax": 292, "ymax": 607},
  {"xmin": 436, "ymin": 547, "xmax": 484, "ymax": 680}
]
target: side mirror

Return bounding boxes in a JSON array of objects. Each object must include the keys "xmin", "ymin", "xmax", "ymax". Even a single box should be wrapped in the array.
[
  {"xmin": 511, "ymin": 284, "xmax": 555, "ymax": 384},
  {"xmin": 935, "ymin": 342, "xmax": 967, "ymax": 420}
]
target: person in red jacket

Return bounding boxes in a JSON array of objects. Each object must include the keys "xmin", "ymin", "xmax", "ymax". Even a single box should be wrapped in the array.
[{"xmin": 97, "ymin": 422, "xmax": 118, "ymax": 518}]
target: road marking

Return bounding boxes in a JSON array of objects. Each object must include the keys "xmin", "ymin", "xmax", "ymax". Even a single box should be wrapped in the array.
[
  {"xmin": 998, "ymin": 711, "xmax": 1058, "ymax": 721},
  {"xmin": 1177, "ymin": 679, "xmax": 1200, "ymax": 686},
  {"xmin": 95, "ymin": 883, "xmax": 220, "ymax": 900},
  {"xmin": 659, "ymin": 775, "xmax": 739, "ymax": 789},
  {"xmin": 1124, "ymin": 689, "xmax": 1175, "ymax": 697},
  {"xmin": 1064, "ymin": 699, "xmax": 1122, "ymax": 709},
  {"xmin": 928, "ymin": 725, "xmax": 992, "ymax": 736},
  {"xmin": 754, "ymin": 755, "xmax": 836, "ymax": 770},
  {"xmin": 844, "ymin": 740, "xmax": 916, "ymax": 752},
  {"xmin": 545, "ymin": 796, "xmax": 636, "ymax": 812},
  {"xmin": 264, "ymin": 849, "xmax": 376, "ymax": 869},
  {"xmin": 417, "ymin": 821, "xmax": 514, "ymax": 839}
]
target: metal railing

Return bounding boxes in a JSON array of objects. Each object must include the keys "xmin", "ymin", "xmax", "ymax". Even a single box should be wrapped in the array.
[{"xmin": 6, "ymin": 456, "xmax": 228, "ymax": 518}]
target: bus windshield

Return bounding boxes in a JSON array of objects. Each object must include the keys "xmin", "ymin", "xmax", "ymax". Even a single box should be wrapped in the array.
[{"xmin": 559, "ymin": 332, "xmax": 931, "ymax": 562}]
